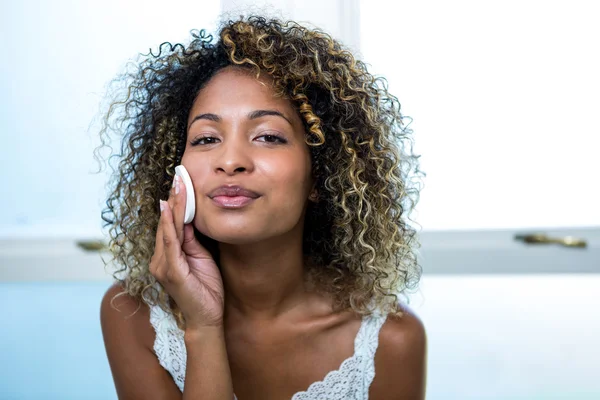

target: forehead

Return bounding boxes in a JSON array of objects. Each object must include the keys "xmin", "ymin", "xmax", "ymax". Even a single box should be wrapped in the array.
[{"xmin": 189, "ymin": 67, "xmax": 289, "ymax": 112}]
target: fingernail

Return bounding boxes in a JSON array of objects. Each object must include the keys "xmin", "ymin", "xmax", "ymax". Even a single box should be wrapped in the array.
[
  {"xmin": 174, "ymin": 175, "xmax": 180, "ymax": 195},
  {"xmin": 160, "ymin": 200, "xmax": 166, "ymax": 212}
]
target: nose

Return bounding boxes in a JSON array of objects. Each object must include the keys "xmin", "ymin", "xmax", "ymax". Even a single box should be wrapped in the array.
[{"xmin": 213, "ymin": 135, "xmax": 254, "ymax": 176}]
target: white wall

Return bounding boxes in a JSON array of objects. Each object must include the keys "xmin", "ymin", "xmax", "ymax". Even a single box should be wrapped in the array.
[{"xmin": 0, "ymin": 0, "xmax": 221, "ymax": 239}]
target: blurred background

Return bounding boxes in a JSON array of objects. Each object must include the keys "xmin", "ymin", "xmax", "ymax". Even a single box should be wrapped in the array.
[{"xmin": 1, "ymin": 0, "xmax": 598, "ymax": 398}]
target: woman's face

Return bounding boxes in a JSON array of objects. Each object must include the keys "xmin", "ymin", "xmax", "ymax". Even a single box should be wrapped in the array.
[{"xmin": 180, "ymin": 67, "xmax": 314, "ymax": 245}]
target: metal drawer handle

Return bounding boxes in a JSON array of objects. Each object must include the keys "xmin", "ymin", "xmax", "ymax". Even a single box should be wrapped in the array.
[
  {"xmin": 514, "ymin": 233, "xmax": 587, "ymax": 248},
  {"xmin": 76, "ymin": 240, "xmax": 108, "ymax": 252}
]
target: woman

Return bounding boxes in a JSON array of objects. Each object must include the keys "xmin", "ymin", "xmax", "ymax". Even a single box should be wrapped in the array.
[{"xmin": 99, "ymin": 15, "xmax": 426, "ymax": 399}]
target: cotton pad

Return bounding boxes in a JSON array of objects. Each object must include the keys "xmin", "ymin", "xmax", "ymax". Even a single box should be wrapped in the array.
[{"xmin": 174, "ymin": 165, "xmax": 196, "ymax": 224}]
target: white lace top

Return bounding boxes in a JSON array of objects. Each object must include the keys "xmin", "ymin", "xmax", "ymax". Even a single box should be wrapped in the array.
[{"xmin": 149, "ymin": 299, "xmax": 388, "ymax": 399}]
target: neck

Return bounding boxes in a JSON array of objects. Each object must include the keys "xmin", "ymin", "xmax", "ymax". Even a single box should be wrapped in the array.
[{"xmin": 218, "ymin": 230, "xmax": 313, "ymax": 323}]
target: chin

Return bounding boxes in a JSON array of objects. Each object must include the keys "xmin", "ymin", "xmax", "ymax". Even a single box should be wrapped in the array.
[
  {"xmin": 195, "ymin": 221, "xmax": 269, "ymax": 245},
  {"xmin": 216, "ymin": 236, "xmax": 263, "ymax": 245},
  {"xmin": 195, "ymin": 210, "xmax": 300, "ymax": 245},
  {"xmin": 205, "ymin": 231, "xmax": 270, "ymax": 246}
]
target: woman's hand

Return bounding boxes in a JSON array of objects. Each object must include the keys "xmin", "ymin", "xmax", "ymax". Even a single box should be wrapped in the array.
[{"xmin": 149, "ymin": 174, "xmax": 224, "ymax": 328}]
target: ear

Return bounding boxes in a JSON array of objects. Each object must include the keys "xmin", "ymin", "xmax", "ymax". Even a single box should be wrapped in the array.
[
  {"xmin": 307, "ymin": 175, "xmax": 319, "ymax": 203},
  {"xmin": 308, "ymin": 189, "xmax": 319, "ymax": 203}
]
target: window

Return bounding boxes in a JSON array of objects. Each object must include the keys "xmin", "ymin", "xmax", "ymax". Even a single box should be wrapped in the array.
[{"xmin": 360, "ymin": 0, "xmax": 600, "ymax": 231}]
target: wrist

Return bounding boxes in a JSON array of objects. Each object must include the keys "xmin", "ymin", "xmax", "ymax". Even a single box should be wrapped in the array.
[{"xmin": 184, "ymin": 324, "xmax": 225, "ymax": 343}]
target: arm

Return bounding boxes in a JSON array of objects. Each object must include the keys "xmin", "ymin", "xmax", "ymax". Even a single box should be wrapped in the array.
[
  {"xmin": 100, "ymin": 284, "xmax": 234, "ymax": 400},
  {"xmin": 100, "ymin": 284, "xmax": 181, "ymax": 400},
  {"xmin": 183, "ymin": 327, "xmax": 234, "ymax": 400}
]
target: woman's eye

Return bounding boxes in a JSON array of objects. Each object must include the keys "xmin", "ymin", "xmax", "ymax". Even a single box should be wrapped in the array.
[
  {"xmin": 256, "ymin": 134, "xmax": 287, "ymax": 144},
  {"xmin": 190, "ymin": 137, "xmax": 218, "ymax": 146}
]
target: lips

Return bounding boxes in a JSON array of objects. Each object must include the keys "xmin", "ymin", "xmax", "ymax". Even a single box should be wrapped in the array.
[
  {"xmin": 208, "ymin": 185, "xmax": 261, "ymax": 209},
  {"xmin": 208, "ymin": 185, "xmax": 260, "ymax": 199},
  {"xmin": 211, "ymin": 196, "xmax": 256, "ymax": 208}
]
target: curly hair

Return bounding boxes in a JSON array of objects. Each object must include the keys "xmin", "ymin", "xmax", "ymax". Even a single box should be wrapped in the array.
[{"xmin": 95, "ymin": 15, "xmax": 425, "ymax": 328}]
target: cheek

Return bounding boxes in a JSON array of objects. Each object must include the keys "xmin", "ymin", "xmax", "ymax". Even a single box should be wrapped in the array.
[
  {"xmin": 259, "ymin": 155, "xmax": 312, "ymax": 195},
  {"xmin": 256, "ymin": 153, "xmax": 310, "ymax": 181}
]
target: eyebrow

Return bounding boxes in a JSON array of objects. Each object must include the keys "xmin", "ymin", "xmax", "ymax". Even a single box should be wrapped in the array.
[{"xmin": 188, "ymin": 109, "xmax": 293, "ymax": 130}]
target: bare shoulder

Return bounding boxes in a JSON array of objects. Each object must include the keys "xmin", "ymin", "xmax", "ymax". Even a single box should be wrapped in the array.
[
  {"xmin": 100, "ymin": 283, "xmax": 181, "ymax": 399},
  {"xmin": 369, "ymin": 304, "xmax": 427, "ymax": 400},
  {"xmin": 379, "ymin": 305, "xmax": 427, "ymax": 357},
  {"xmin": 100, "ymin": 282, "xmax": 153, "ymax": 349}
]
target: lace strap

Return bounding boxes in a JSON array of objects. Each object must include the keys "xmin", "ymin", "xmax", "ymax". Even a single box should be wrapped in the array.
[
  {"xmin": 354, "ymin": 312, "xmax": 388, "ymax": 356},
  {"xmin": 353, "ymin": 312, "xmax": 388, "ymax": 398},
  {"xmin": 147, "ymin": 287, "xmax": 188, "ymax": 393}
]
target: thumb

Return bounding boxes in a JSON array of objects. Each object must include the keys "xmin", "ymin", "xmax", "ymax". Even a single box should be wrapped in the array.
[{"xmin": 181, "ymin": 223, "xmax": 212, "ymax": 259}]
